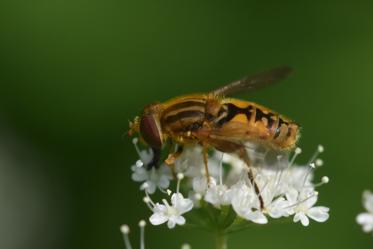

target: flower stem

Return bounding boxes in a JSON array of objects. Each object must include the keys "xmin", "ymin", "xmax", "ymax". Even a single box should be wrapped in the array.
[{"xmin": 215, "ymin": 231, "xmax": 227, "ymax": 249}]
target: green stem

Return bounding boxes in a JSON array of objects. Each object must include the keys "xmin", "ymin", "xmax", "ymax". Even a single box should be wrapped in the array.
[{"xmin": 215, "ymin": 231, "xmax": 227, "ymax": 249}]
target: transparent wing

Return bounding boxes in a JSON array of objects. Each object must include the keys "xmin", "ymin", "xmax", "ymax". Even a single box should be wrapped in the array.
[{"xmin": 211, "ymin": 66, "xmax": 293, "ymax": 96}]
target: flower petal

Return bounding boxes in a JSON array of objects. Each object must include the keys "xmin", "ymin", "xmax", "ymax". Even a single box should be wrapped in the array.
[
  {"xmin": 171, "ymin": 193, "xmax": 182, "ymax": 205},
  {"xmin": 300, "ymin": 214, "xmax": 310, "ymax": 226},
  {"xmin": 362, "ymin": 223, "xmax": 373, "ymax": 233},
  {"xmin": 356, "ymin": 213, "xmax": 373, "ymax": 225},
  {"xmin": 231, "ymin": 186, "xmax": 256, "ymax": 218},
  {"xmin": 293, "ymin": 212, "xmax": 302, "ymax": 223},
  {"xmin": 294, "ymin": 212, "xmax": 309, "ymax": 226},
  {"xmin": 308, "ymin": 206, "xmax": 330, "ymax": 223},
  {"xmin": 303, "ymin": 193, "xmax": 318, "ymax": 208},
  {"xmin": 171, "ymin": 193, "xmax": 193, "ymax": 213},
  {"xmin": 158, "ymin": 175, "xmax": 171, "ymax": 189},
  {"xmin": 141, "ymin": 181, "xmax": 156, "ymax": 194},
  {"xmin": 179, "ymin": 200, "xmax": 194, "ymax": 214},
  {"xmin": 167, "ymin": 219, "xmax": 176, "ymax": 229},
  {"xmin": 286, "ymin": 188, "xmax": 299, "ymax": 204},
  {"xmin": 174, "ymin": 215, "xmax": 186, "ymax": 225},
  {"xmin": 363, "ymin": 190, "xmax": 373, "ymax": 213},
  {"xmin": 149, "ymin": 212, "xmax": 168, "ymax": 225},
  {"xmin": 131, "ymin": 167, "xmax": 148, "ymax": 182},
  {"xmin": 192, "ymin": 176, "xmax": 209, "ymax": 194},
  {"xmin": 268, "ymin": 198, "xmax": 289, "ymax": 218},
  {"xmin": 245, "ymin": 210, "xmax": 268, "ymax": 224}
]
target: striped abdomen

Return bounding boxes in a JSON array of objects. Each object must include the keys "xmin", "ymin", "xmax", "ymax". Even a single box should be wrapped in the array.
[{"xmin": 216, "ymin": 99, "xmax": 300, "ymax": 150}]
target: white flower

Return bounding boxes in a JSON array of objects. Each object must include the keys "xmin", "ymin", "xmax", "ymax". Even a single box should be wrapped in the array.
[
  {"xmin": 291, "ymin": 190, "xmax": 330, "ymax": 226},
  {"xmin": 356, "ymin": 190, "xmax": 373, "ymax": 234},
  {"xmin": 220, "ymin": 153, "xmax": 245, "ymax": 171},
  {"xmin": 149, "ymin": 193, "xmax": 193, "ymax": 229},
  {"xmin": 265, "ymin": 196, "xmax": 290, "ymax": 219},
  {"xmin": 230, "ymin": 182, "xmax": 268, "ymax": 224},
  {"xmin": 131, "ymin": 145, "xmax": 155, "ymax": 168},
  {"xmin": 131, "ymin": 164, "xmax": 172, "ymax": 194},
  {"xmin": 204, "ymin": 181, "xmax": 232, "ymax": 208},
  {"xmin": 249, "ymin": 170, "xmax": 291, "ymax": 219},
  {"xmin": 188, "ymin": 191, "xmax": 203, "ymax": 208},
  {"xmin": 221, "ymin": 153, "xmax": 246, "ymax": 187},
  {"xmin": 192, "ymin": 176, "xmax": 216, "ymax": 194},
  {"xmin": 284, "ymin": 166, "xmax": 313, "ymax": 191},
  {"xmin": 174, "ymin": 145, "xmax": 220, "ymax": 179},
  {"xmin": 130, "ymin": 140, "xmax": 330, "ymax": 231}
]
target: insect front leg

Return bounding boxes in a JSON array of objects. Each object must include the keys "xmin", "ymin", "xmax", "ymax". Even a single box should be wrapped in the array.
[
  {"xmin": 147, "ymin": 147, "xmax": 162, "ymax": 170},
  {"xmin": 236, "ymin": 146, "xmax": 265, "ymax": 210},
  {"xmin": 164, "ymin": 145, "xmax": 183, "ymax": 179}
]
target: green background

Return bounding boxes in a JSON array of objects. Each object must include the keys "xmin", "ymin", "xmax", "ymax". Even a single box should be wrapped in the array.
[{"xmin": 0, "ymin": 0, "xmax": 372, "ymax": 248}]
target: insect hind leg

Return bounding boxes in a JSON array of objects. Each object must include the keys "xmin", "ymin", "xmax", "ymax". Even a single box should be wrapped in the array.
[
  {"xmin": 237, "ymin": 147, "xmax": 265, "ymax": 210},
  {"xmin": 193, "ymin": 129, "xmax": 263, "ymax": 206}
]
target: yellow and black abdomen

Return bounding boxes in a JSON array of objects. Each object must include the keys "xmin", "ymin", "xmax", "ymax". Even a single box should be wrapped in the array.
[{"xmin": 217, "ymin": 99, "xmax": 300, "ymax": 150}]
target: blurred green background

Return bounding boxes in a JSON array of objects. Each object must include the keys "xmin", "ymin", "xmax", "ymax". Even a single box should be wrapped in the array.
[{"xmin": 0, "ymin": 0, "xmax": 372, "ymax": 248}]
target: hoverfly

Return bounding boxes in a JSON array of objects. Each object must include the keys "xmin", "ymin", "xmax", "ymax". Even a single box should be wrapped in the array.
[{"xmin": 128, "ymin": 66, "xmax": 300, "ymax": 209}]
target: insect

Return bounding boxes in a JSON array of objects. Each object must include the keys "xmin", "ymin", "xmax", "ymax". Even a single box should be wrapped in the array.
[{"xmin": 128, "ymin": 66, "xmax": 300, "ymax": 209}]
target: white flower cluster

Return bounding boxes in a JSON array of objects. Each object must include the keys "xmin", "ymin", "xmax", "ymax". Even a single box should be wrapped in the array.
[
  {"xmin": 356, "ymin": 190, "xmax": 373, "ymax": 235},
  {"xmin": 130, "ymin": 138, "xmax": 330, "ymax": 229}
]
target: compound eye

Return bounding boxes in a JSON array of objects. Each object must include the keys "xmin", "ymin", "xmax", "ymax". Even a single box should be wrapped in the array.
[{"xmin": 139, "ymin": 115, "xmax": 163, "ymax": 148}]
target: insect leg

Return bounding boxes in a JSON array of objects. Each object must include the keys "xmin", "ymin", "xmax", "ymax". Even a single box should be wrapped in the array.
[
  {"xmin": 164, "ymin": 145, "xmax": 183, "ymax": 179},
  {"xmin": 193, "ymin": 126, "xmax": 264, "ymax": 208},
  {"xmin": 237, "ymin": 147, "xmax": 265, "ymax": 210},
  {"xmin": 202, "ymin": 145, "xmax": 211, "ymax": 184},
  {"xmin": 147, "ymin": 147, "xmax": 162, "ymax": 170}
]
